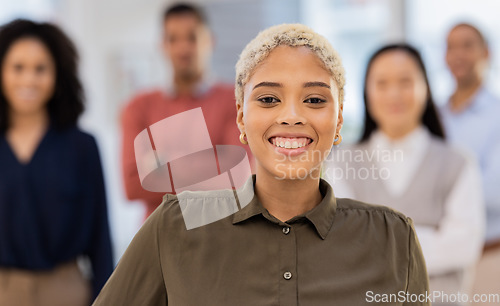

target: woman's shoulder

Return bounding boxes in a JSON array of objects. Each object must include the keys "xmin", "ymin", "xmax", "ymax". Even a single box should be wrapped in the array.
[
  {"xmin": 152, "ymin": 189, "xmax": 239, "ymax": 230},
  {"xmin": 336, "ymin": 197, "xmax": 413, "ymax": 227},
  {"xmin": 152, "ymin": 193, "xmax": 184, "ymax": 227},
  {"xmin": 333, "ymin": 198, "xmax": 419, "ymax": 260},
  {"xmin": 428, "ymin": 135, "xmax": 470, "ymax": 166},
  {"xmin": 50, "ymin": 126, "xmax": 100, "ymax": 156},
  {"xmin": 52, "ymin": 125, "xmax": 94, "ymax": 141}
]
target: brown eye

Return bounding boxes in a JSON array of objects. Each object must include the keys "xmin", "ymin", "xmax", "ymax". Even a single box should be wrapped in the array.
[
  {"xmin": 13, "ymin": 64, "xmax": 23, "ymax": 72},
  {"xmin": 304, "ymin": 97, "xmax": 326, "ymax": 104},
  {"xmin": 376, "ymin": 80, "xmax": 387, "ymax": 90},
  {"xmin": 258, "ymin": 97, "xmax": 279, "ymax": 104},
  {"xmin": 400, "ymin": 78, "xmax": 412, "ymax": 87},
  {"xmin": 35, "ymin": 65, "xmax": 47, "ymax": 74}
]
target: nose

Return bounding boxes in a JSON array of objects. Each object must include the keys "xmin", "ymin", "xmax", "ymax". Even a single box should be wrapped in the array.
[
  {"xmin": 387, "ymin": 84, "xmax": 403, "ymax": 100},
  {"xmin": 276, "ymin": 100, "xmax": 306, "ymax": 125},
  {"xmin": 20, "ymin": 68, "xmax": 38, "ymax": 86}
]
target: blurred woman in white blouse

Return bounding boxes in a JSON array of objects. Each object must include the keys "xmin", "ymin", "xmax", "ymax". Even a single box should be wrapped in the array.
[{"xmin": 324, "ymin": 44, "xmax": 485, "ymax": 306}]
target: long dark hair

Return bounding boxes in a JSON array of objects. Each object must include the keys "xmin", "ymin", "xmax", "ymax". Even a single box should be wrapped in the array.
[
  {"xmin": 359, "ymin": 44, "xmax": 445, "ymax": 142},
  {"xmin": 0, "ymin": 19, "xmax": 84, "ymax": 132}
]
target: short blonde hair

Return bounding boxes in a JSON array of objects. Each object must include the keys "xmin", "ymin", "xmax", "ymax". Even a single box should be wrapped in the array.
[{"xmin": 235, "ymin": 23, "xmax": 345, "ymax": 106}]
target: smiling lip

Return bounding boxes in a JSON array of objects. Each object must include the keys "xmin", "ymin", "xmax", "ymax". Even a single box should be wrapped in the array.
[
  {"xmin": 15, "ymin": 88, "xmax": 40, "ymax": 101},
  {"xmin": 268, "ymin": 133, "xmax": 313, "ymax": 156}
]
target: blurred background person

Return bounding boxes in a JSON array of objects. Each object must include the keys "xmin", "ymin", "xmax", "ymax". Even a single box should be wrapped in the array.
[
  {"xmin": 121, "ymin": 2, "xmax": 253, "ymax": 220},
  {"xmin": 324, "ymin": 44, "xmax": 485, "ymax": 306},
  {"xmin": 0, "ymin": 19, "xmax": 113, "ymax": 305},
  {"xmin": 441, "ymin": 23, "xmax": 500, "ymax": 303}
]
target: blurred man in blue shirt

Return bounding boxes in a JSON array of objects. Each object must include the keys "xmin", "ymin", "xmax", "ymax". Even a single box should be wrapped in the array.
[{"xmin": 441, "ymin": 23, "xmax": 500, "ymax": 303}]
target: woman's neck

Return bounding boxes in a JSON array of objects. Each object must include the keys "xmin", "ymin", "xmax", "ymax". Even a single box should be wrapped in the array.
[
  {"xmin": 255, "ymin": 168, "xmax": 323, "ymax": 222},
  {"xmin": 8, "ymin": 109, "xmax": 49, "ymax": 133},
  {"xmin": 6, "ymin": 109, "xmax": 49, "ymax": 163},
  {"xmin": 380, "ymin": 123, "xmax": 419, "ymax": 141}
]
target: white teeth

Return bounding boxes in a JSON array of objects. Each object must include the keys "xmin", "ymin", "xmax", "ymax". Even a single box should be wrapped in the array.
[{"xmin": 271, "ymin": 137, "xmax": 310, "ymax": 149}]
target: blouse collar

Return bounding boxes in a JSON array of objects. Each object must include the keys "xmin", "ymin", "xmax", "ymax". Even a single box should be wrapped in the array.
[{"xmin": 232, "ymin": 175, "xmax": 337, "ymax": 240}]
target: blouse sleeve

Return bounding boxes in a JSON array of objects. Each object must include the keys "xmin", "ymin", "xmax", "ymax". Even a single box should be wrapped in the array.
[
  {"xmin": 404, "ymin": 218, "xmax": 431, "ymax": 306},
  {"xmin": 92, "ymin": 197, "xmax": 168, "ymax": 306},
  {"xmin": 83, "ymin": 136, "xmax": 114, "ymax": 299},
  {"xmin": 413, "ymin": 153, "xmax": 485, "ymax": 275}
]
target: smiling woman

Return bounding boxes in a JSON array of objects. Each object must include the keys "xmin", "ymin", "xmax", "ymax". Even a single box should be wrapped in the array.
[
  {"xmin": 93, "ymin": 24, "xmax": 430, "ymax": 306},
  {"xmin": 237, "ymin": 44, "xmax": 341, "ymax": 220}
]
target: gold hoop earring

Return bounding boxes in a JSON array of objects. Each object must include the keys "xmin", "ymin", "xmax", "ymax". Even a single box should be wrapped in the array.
[
  {"xmin": 239, "ymin": 132, "xmax": 248, "ymax": 145},
  {"xmin": 333, "ymin": 134, "xmax": 342, "ymax": 145}
]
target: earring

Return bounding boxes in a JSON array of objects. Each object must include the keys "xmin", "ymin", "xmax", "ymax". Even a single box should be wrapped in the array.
[
  {"xmin": 239, "ymin": 132, "xmax": 248, "ymax": 145},
  {"xmin": 333, "ymin": 134, "xmax": 342, "ymax": 145}
]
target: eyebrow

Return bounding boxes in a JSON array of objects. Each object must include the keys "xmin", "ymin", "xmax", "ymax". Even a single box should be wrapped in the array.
[
  {"xmin": 303, "ymin": 81, "xmax": 331, "ymax": 89},
  {"xmin": 252, "ymin": 81, "xmax": 331, "ymax": 90},
  {"xmin": 253, "ymin": 82, "xmax": 283, "ymax": 90}
]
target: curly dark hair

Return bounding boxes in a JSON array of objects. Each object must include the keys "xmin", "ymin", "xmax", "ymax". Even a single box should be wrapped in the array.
[
  {"xmin": 360, "ymin": 43, "xmax": 445, "ymax": 142},
  {"xmin": 0, "ymin": 19, "xmax": 84, "ymax": 132}
]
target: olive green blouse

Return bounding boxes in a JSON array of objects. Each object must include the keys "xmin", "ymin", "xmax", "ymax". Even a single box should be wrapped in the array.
[{"xmin": 93, "ymin": 175, "xmax": 429, "ymax": 306}]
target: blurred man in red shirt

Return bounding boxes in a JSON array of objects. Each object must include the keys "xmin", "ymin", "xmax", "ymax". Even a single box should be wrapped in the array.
[{"xmin": 121, "ymin": 3, "xmax": 252, "ymax": 218}]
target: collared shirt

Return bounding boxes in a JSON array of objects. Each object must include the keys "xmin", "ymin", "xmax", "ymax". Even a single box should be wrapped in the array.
[
  {"xmin": 93, "ymin": 175, "xmax": 429, "ymax": 306},
  {"xmin": 440, "ymin": 87, "xmax": 500, "ymax": 242}
]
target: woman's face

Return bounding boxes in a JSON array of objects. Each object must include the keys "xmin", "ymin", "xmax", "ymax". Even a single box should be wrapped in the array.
[
  {"xmin": 237, "ymin": 45, "xmax": 342, "ymax": 180},
  {"xmin": 1, "ymin": 37, "xmax": 56, "ymax": 116},
  {"xmin": 366, "ymin": 50, "xmax": 427, "ymax": 136}
]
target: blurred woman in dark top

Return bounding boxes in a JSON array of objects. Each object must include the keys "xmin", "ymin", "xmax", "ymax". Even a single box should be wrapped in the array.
[{"xmin": 0, "ymin": 19, "xmax": 113, "ymax": 305}]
